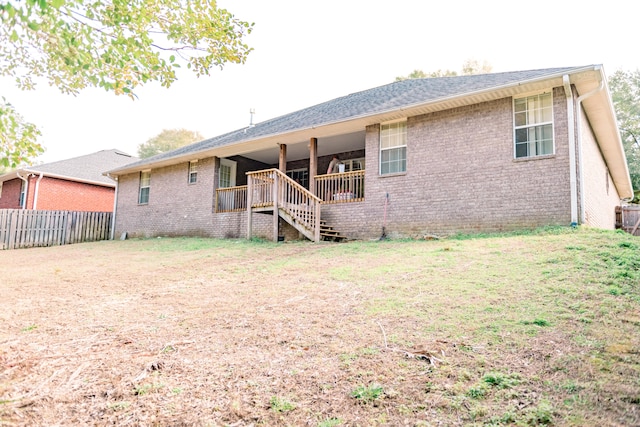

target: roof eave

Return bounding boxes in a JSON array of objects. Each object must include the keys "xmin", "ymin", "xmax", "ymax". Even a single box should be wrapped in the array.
[
  {"xmin": 571, "ymin": 67, "xmax": 634, "ymax": 199},
  {"xmin": 107, "ymin": 65, "xmax": 634, "ymax": 199},
  {"xmin": 0, "ymin": 169, "xmax": 115, "ymax": 187},
  {"xmin": 107, "ymin": 69, "xmax": 578, "ymax": 176}
]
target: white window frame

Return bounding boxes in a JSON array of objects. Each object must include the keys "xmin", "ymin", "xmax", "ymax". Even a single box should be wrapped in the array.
[
  {"xmin": 343, "ymin": 157, "xmax": 365, "ymax": 172},
  {"xmin": 19, "ymin": 179, "xmax": 26, "ymax": 208},
  {"xmin": 219, "ymin": 159, "xmax": 237, "ymax": 188},
  {"xmin": 513, "ymin": 91, "xmax": 554, "ymax": 159},
  {"xmin": 188, "ymin": 160, "xmax": 198, "ymax": 184},
  {"xmin": 380, "ymin": 120, "xmax": 407, "ymax": 175},
  {"xmin": 286, "ymin": 167, "xmax": 309, "ymax": 188},
  {"xmin": 138, "ymin": 170, "xmax": 150, "ymax": 205}
]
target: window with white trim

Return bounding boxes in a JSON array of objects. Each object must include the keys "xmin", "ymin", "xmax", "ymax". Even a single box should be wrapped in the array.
[
  {"xmin": 286, "ymin": 168, "xmax": 308, "ymax": 188},
  {"xmin": 514, "ymin": 92, "xmax": 554, "ymax": 158},
  {"xmin": 219, "ymin": 159, "xmax": 236, "ymax": 188},
  {"xmin": 188, "ymin": 161, "xmax": 198, "ymax": 184},
  {"xmin": 138, "ymin": 171, "xmax": 150, "ymax": 204},
  {"xmin": 19, "ymin": 180, "xmax": 26, "ymax": 207},
  {"xmin": 343, "ymin": 157, "xmax": 365, "ymax": 172},
  {"xmin": 380, "ymin": 121, "xmax": 407, "ymax": 174}
]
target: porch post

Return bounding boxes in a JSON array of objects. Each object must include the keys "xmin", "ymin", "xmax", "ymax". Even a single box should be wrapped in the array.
[
  {"xmin": 272, "ymin": 171, "xmax": 279, "ymax": 242},
  {"xmin": 278, "ymin": 144, "xmax": 287, "ymax": 173},
  {"xmin": 212, "ymin": 156, "xmax": 220, "ymax": 211},
  {"xmin": 309, "ymin": 137, "xmax": 318, "ymax": 195},
  {"xmin": 246, "ymin": 172, "xmax": 253, "ymax": 240}
]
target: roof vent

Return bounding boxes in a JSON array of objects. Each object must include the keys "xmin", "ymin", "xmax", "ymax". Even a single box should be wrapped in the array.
[{"xmin": 249, "ymin": 108, "xmax": 255, "ymax": 128}]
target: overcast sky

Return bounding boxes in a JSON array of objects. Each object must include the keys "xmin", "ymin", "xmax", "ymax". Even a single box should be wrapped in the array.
[{"xmin": 2, "ymin": 0, "xmax": 639, "ymax": 163}]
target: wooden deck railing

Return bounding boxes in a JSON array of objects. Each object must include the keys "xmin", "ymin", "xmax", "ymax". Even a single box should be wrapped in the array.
[
  {"xmin": 247, "ymin": 169, "xmax": 322, "ymax": 242},
  {"xmin": 314, "ymin": 170, "xmax": 365, "ymax": 204},
  {"xmin": 215, "ymin": 185, "xmax": 248, "ymax": 213}
]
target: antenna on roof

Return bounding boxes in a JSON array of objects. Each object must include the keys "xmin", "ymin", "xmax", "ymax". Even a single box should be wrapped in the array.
[{"xmin": 249, "ymin": 108, "xmax": 255, "ymax": 128}]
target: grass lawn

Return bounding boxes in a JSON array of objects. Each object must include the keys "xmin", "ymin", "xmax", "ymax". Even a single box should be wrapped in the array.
[{"xmin": 1, "ymin": 227, "xmax": 639, "ymax": 426}]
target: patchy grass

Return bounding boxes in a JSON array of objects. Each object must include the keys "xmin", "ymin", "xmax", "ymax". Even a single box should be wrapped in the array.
[
  {"xmin": 350, "ymin": 384, "xmax": 384, "ymax": 404},
  {"xmin": 0, "ymin": 227, "xmax": 639, "ymax": 426}
]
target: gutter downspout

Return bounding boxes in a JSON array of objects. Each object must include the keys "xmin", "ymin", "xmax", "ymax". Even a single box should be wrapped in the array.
[
  {"xmin": 563, "ymin": 75, "xmax": 578, "ymax": 226},
  {"xmin": 16, "ymin": 172, "xmax": 30, "ymax": 209},
  {"xmin": 32, "ymin": 172, "xmax": 44, "ymax": 209},
  {"xmin": 576, "ymin": 79, "xmax": 605, "ymax": 224},
  {"xmin": 108, "ymin": 174, "xmax": 118, "ymax": 240}
]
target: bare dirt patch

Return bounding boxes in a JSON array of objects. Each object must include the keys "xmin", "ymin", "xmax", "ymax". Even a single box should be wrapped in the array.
[{"xmin": 1, "ymin": 231, "xmax": 639, "ymax": 426}]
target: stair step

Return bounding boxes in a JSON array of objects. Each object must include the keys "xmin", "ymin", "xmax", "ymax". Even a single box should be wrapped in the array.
[{"xmin": 277, "ymin": 206, "xmax": 346, "ymax": 242}]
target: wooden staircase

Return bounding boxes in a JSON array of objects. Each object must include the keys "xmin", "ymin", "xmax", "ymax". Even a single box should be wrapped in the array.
[
  {"xmin": 246, "ymin": 169, "xmax": 345, "ymax": 242},
  {"xmin": 320, "ymin": 220, "xmax": 346, "ymax": 241},
  {"xmin": 277, "ymin": 209, "xmax": 345, "ymax": 242}
]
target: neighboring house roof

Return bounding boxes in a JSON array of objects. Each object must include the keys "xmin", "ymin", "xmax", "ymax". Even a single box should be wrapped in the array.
[
  {"xmin": 1, "ymin": 149, "xmax": 138, "ymax": 187},
  {"xmin": 106, "ymin": 65, "xmax": 633, "ymax": 198}
]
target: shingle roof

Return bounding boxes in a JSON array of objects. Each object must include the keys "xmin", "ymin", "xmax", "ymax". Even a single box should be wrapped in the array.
[
  {"xmin": 26, "ymin": 149, "xmax": 137, "ymax": 185},
  {"xmin": 118, "ymin": 66, "xmax": 590, "ymax": 170}
]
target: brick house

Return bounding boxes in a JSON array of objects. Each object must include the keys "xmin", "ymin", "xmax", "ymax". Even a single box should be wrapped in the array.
[
  {"xmin": 0, "ymin": 149, "xmax": 137, "ymax": 212},
  {"xmin": 107, "ymin": 65, "xmax": 634, "ymax": 241}
]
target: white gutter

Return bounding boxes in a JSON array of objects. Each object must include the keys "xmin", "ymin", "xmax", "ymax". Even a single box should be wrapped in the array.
[
  {"xmin": 15, "ymin": 172, "xmax": 30, "ymax": 209},
  {"xmin": 563, "ymin": 75, "xmax": 578, "ymax": 226},
  {"xmin": 576, "ymin": 79, "xmax": 605, "ymax": 224},
  {"xmin": 32, "ymin": 172, "xmax": 44, "ymax": 209},
  {"xmin": 20, "ymin": 169, "xmax": 115, "ymax": 187}
]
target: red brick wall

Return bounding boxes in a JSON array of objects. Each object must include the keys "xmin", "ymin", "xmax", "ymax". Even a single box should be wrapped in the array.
[
  {"xmin": 15, "ymin": 176, "xmax": 114, "ymax": 211},
  {"xmin": 0, "ymin": 178, "xmax": 23, "ymax": 209}
]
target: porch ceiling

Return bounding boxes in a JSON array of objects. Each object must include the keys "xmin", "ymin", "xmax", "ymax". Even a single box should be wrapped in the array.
[{"xmin": 242, "ymin": 131, "xmax": 366, "ymax": 164}]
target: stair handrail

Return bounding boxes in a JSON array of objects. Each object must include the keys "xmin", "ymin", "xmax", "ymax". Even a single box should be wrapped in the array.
[{"xmin": 247, "ymin": 169, "xmax": 321, "ymax": 241}]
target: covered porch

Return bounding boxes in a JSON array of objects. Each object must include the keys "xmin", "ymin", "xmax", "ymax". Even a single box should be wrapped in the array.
[{"xmin": 212, "ymin": 132, "xmax": 366, "ymax": 242}]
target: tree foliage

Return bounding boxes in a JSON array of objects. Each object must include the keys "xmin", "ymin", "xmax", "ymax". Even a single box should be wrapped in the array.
[
  {"xmin": 0, "ymin": 97, "xmax": 43, "ymax": 168},
  {"xmin": 461, "ymin": 59, "xmax": 492, "ymax": 76},
  {"xmin": 138, "ymin": 128, "xmax": 204, "ymax": 158},
  {"xmin": 0, "ymin": 0, "xmax": 252, "ymax": 166},
  {"xmin": 395, "ymin": 69, "xmax": 457, "ymax": 81},
  {"xmin": 395, "ymin": 59, "xmax": 492, "ymax": 81},
  {"xmin": 608, "ymin": 69, "xmax": 640, "ymax": 199}
]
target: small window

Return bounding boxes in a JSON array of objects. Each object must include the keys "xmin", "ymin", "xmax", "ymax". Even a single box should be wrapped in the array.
[
  {"xmin": 139, "ymin": 171, "xmax": 150, "ymax": 204},
  {"xmin": 286, "ymin": 168, "xmax": 309, "ymax": 188},
  {"xmin": 343, "ymin": 157, "xmax": 365, "ymax": 172},
  {"xmin": 19, "ymin": 180, "xmax": 26, "ymax": 208},
  {"xmin": 188, "ymin": 161, "xmax": 198, "ymax": 184},
  {"xmin": 514, "ymin": 92, "xmax": 554, "ymax": 158},
  {"xmin": 380, "ymin": 121, "xmax": 407, "ymax": 174}
]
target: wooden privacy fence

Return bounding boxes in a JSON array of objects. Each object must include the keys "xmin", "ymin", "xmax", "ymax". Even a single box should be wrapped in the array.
[
  {"xmin": 616, "ymin": 205, "xmax": 640, "ymax": 236},
  {"xmin": 0, "ymin": 209, "xmax": 112, "ymax": 250}
]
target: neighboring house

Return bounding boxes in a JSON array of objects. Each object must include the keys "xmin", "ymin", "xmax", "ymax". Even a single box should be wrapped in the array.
[
  {"xmin": 0, "ymin": 149, "xmax": 137, "ymax": 212},
  {"xmin": 107, "ymin": 65, "xmax": 634, "ymax": 242}
]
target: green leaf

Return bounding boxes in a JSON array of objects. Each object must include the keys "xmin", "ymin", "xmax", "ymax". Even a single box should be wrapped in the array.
[{"xmin": 0, "ymin": 0, "xmax": 252, "ymax": 167}]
